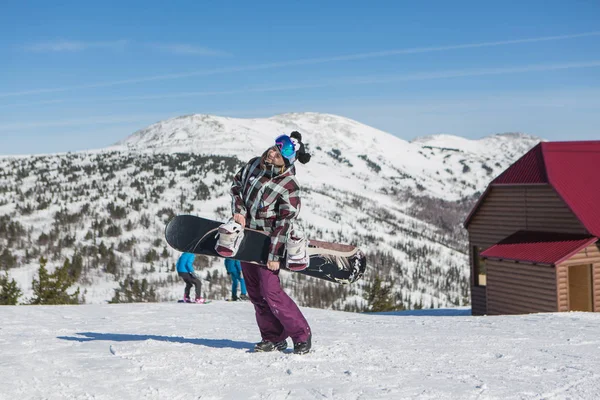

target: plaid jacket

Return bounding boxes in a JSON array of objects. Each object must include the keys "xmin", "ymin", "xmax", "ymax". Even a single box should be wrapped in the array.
[{"xmin": 230, "ymin": 154, "xmax": 301, "ymax": 262}]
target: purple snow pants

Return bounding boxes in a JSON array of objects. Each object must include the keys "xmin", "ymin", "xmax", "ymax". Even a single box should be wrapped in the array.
[{"xmin": 241, "ymin": 261, "xmax": 311, "ymax": 343}]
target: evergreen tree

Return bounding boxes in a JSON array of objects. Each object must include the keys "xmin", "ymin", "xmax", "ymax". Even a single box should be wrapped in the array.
[
  {"xmin": 29, "ymin": 257, "xmax": 81, "ymax": 305},
  {"xmin": 110, "ymin": 276, "xmax": 158, "ymax": 303},
  {"xmin": 364, "ymin": 274, "xmax": 397, "ymax": 312},
  {"xmin": 69, "ymin": 253, "xmax": 83, "ymax": 280},
  {"xmin": 104, "ymin": 252, "xmax": 118, "ymax": 275},
  {"xmin": 0, "ymin": 248, "xmax": 17, "ymax": 270},
  {"xmin": 0, "ymin": 272, "xmax": 22, "ymax": 305}
]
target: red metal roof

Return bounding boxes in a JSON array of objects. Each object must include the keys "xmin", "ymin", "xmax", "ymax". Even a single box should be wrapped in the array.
[
  {"xmin": 465, "ymin": 141, "xmax": 600, "ymax": 236},
  {"xmin": 543, "ymin": 142, "xmax": 600, "ymax": 237},
  {"xmin": 480, "ymin": 231, "xmax": 598, "ymax": 265},
  {"xmin": 493, "ymin": 144, "xmax": 548, "ymax": 184}
]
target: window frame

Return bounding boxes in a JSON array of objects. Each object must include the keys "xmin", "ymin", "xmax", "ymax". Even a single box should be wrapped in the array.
[{"xmin": 473, "ymin": 245, "xmax": 487, "ymax": 287}]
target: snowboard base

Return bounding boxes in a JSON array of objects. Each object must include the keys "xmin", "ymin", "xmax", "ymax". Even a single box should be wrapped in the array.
[{"xmin": 165, "ymin": 215, "xmax": 366, "ymax": 284}]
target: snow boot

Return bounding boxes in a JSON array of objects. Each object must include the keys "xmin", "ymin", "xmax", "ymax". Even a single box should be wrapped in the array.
[
  {"xmin": 254, "ymin": 339, "xmax": 288, "ymax": 352},
  {"xmin": 215, "ymin": 220, "xmax": 244, "ymax": 257},
  {"xmin": 293, "ymin": 334, "xmax": 311, "ymax": 355}
]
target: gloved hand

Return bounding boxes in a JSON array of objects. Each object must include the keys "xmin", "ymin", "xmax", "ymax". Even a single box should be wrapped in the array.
[{"xmin": 190, "ymin": 272, "xmax": 199, "ymax": 279}]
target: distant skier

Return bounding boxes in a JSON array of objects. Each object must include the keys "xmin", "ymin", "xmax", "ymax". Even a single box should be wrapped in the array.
[
  {"xmin": 224, "ymin": 258, "xmax": 248, "ymax": 301},
  {"xmin": 216, "ymin": 131, "xmax": 313, "ymax": 354},
  {"xmin": 176, "ymin": 252, "xmax": 204, "ymax": 303}
]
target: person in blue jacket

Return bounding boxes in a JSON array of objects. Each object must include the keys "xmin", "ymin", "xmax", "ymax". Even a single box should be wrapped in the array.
[
  {"xmin": 224, "ymin": 258, "xmax": 248, "ymax": 301},
  {"xmin": 176, "ymin": 252, "xmax": 203, "ymax": 303}
]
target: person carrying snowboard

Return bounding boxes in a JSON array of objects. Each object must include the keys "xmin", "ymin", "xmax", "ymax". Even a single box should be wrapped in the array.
[
  {"xmin": 224, "ymin": 258, "xmax": 248, "ymax": 301},
  {"xmin": 176, "ymin": 252, "xmax": 205, "ymax": 303},
  {"xmin": 216, "ymin": 131, "xmax": 312, "ymax": 354}
]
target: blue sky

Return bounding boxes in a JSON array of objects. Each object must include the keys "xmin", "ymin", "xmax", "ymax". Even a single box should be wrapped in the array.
[{"xmin": 1, "ymin": 0, "xmax": 599, "ymax": 155}]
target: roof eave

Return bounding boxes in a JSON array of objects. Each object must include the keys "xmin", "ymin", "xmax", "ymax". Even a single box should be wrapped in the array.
[
  {"xmin": 481, "ymin": 236, "xmax": 598, "ymax": 266},
  {"xmin": 554, "ymin": 237, "xmax": 599, "ymax": 265},
  {"xmin": 481, "ymin": 256, "xmax": 553, "ymax": 267},
  {"xmin": 463, "ymin": 185, "xmax": 491, "ymax": 228}
]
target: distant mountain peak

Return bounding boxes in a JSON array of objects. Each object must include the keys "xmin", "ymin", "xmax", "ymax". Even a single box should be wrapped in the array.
[
  {"xmin": 113, "ymin": 112, "xmax": 410, "ymax": 157},
  {"xmin": 490, "ymin": 132, "xmax": 543, "ymax": 141}
]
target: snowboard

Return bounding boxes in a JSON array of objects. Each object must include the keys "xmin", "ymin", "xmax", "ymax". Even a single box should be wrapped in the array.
[
  {"xmin": 177, "ymin": 299, "xmax": 212, "ymax": 304},
  {"xmin": 165, "ymin": 215, "xmax": 366, "ymax": 284}
]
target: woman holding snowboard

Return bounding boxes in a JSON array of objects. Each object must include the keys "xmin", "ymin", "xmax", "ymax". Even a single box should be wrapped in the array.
[{"xmin": 216, "ymin": 131, "xmax": 312, "ymax": 354}]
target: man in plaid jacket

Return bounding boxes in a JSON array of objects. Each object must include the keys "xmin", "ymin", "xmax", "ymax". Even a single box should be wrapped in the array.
[{"xmin": 229, "ymin": 132, "xmax": 313, "ymax": 355}]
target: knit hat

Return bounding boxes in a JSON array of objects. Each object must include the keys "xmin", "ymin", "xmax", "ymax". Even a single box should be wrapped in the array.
[{"xmin": 288, "ymin": 131, "xmax": 311, "ymax": 166}]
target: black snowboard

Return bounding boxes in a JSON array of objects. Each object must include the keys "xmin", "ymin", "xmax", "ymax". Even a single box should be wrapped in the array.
[{"xmin": 165, "ymin": 215, "xmax": 366, "ymax": 284}]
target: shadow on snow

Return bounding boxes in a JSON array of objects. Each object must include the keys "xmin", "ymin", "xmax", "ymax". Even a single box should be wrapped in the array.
[{"xmin": 57, "ymin": 332, "xmax": 254, "ymax": 350}]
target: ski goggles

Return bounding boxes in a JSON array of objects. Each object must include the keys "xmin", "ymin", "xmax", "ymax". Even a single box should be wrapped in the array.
[{"xmin": 275, "ymin": 134, "xmax": 296, "ymax": 160}]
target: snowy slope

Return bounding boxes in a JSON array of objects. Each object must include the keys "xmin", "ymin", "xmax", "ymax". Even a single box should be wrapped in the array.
[
  {"xmin": 1, "ymin": 302, "xmax": 599, "ymax": 399},
  {"xmin": 0, "ymin": 113, "xmax": 541, "ymax": 309}
]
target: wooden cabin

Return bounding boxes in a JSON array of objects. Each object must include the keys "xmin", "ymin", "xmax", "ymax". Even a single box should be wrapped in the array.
[{"xmin": 464, "ymin": 141, "xmax": 600, "ymax": 315}]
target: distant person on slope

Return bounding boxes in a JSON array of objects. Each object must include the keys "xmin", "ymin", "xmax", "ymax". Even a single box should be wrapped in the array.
[
  {"xmin": 176, "ymin": 252, "xmax": 205, "ymax": 303},
  {"xmin": 216, "ymin": 131, "xmax": 313, "ymax": 354},
  {"xmin": 224, "ymin": 258, "xmax": 248, "ymax": 301}
]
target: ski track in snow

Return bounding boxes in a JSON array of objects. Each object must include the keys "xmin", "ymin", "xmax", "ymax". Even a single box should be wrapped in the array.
[{"xmin": 1, "ymin": 303, "xmax": 599, "ymax": 400}]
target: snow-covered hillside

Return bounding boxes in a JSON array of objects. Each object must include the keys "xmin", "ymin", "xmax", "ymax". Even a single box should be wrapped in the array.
[
  {"xmin": 1, "ymin": 302, "xmax": 599, "ymax": 399},
  {"xmin": 0, "ymin": 113, "xmax": 541, "ymax": 310},
  {"xmin": 116, "ymin": 113, "xmax": 541, "ymax": 200}
]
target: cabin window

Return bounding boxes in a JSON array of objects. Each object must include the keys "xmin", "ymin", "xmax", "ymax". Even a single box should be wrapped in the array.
[{"xmin": 473, "ymin": 246, "xmax": 487, "ymax": 286}]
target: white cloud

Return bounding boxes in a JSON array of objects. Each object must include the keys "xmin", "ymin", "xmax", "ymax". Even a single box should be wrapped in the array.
[
  {"xmin": 25, "ymin": 40, "xmax": 87, "ymax": 52},
  {"xmin": 4, "ymin": 31, "xmax": 600, "ymax": 98},
  {"xmin": 317, "ymin": 31, "xmax": 600, "ymax": 62},
  {"xmin": 341, "ymin": 60, "xmax": 600, "ymax": 84},
  {"xmin": 148, "ymin": 43, "xmax": 229, "ymax": 56},
  {"xmin": 24, "ymin": 40, "xmax": 129, "ymax": 52},
  {"xmin": 0, "ymin": 114, "xmax": 159, "ymax": 131},
  {"xmin": 0, "ymin": 99, "xmax": 67, "ymax": 109},
  {"xmin": 26, "ymin": 60, "xmax": 600, "ymax": 103},
  {"xmin": 22, "ymin": 39, "xmax": 228, "ymax": 57}
]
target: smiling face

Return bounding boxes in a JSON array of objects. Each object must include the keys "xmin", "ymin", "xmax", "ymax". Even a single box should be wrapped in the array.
[{"xmin": 265, "ymin": 146, "xmax": 285, "ymax": 167}]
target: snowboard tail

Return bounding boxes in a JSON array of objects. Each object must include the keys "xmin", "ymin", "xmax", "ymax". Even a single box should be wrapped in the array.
[
  {"xmin": 177, "ymin": 300, "xmax": 212, "ymax": 304},
  {"xmin": 165, "ymin": 215, "xmax": 366, "ymax": 284}
]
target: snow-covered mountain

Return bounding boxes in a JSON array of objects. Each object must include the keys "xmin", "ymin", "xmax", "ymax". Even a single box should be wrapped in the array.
[
  {"xmin": 0, "ymin": 113, "xmax": 542, "ymax": 309},
  {"xmin": 115, "ymin": 113, "xmax": 540, "ymax": 200}
]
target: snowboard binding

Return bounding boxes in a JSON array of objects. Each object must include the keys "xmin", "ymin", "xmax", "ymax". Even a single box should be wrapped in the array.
[
  {"xmin": 215, "ymin": 219, "xmax": 244, "ymax": 257},
  {"xmin": 286, "ymin": 229, "xmax": 309, "ymax": 271}
]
